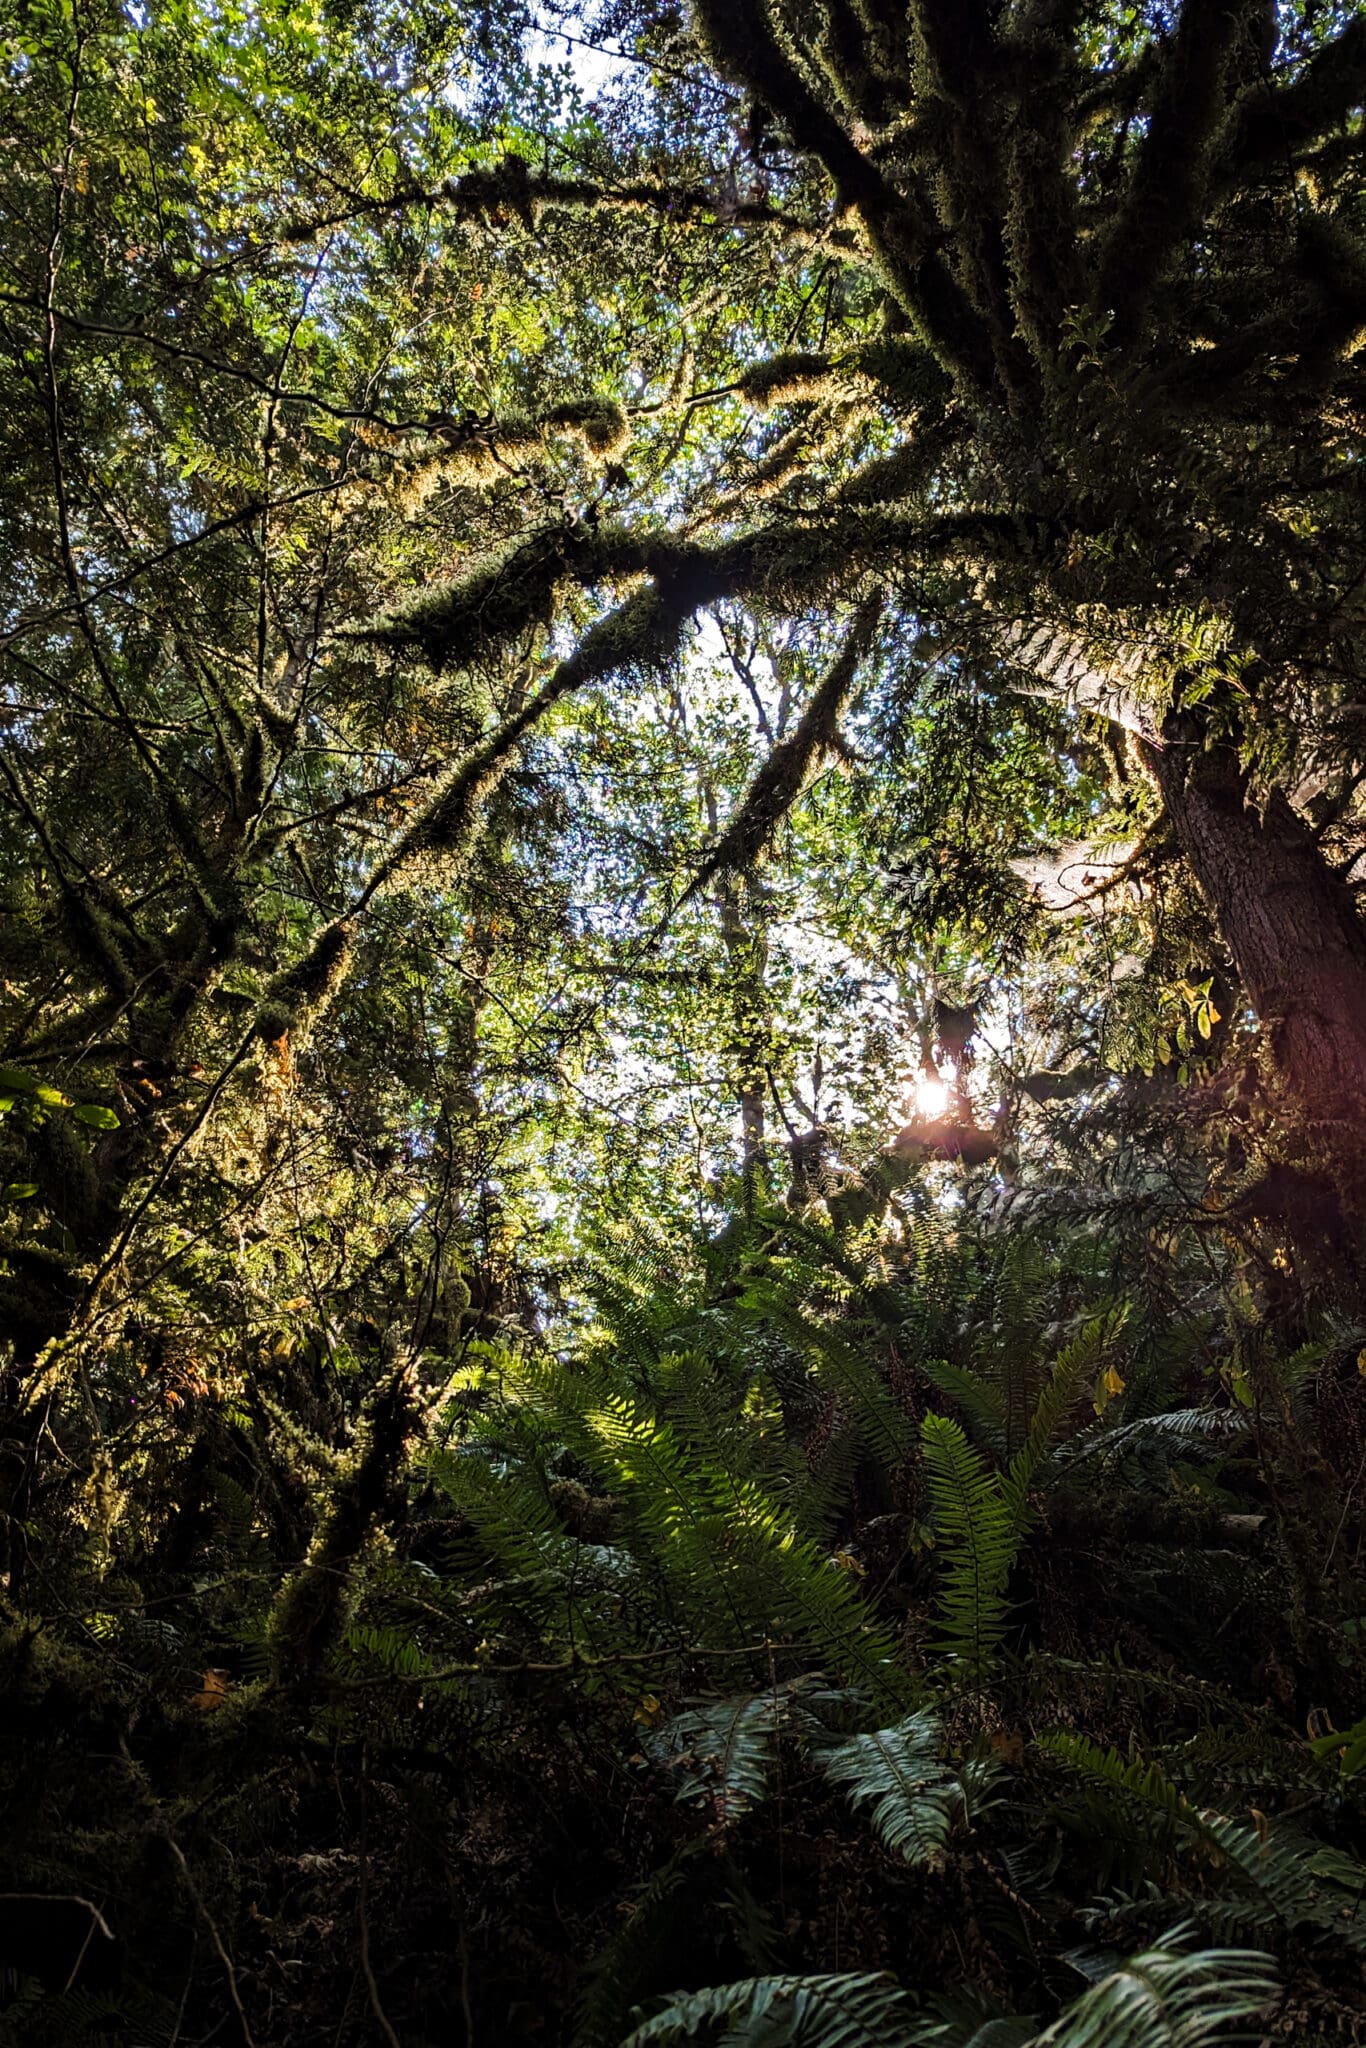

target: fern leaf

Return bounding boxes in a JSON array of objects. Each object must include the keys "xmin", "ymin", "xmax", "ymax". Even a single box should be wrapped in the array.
[
  {"xmin": 920, "ymin": 1415, "xmax": 1018, "ymax": 1674},
  {"xmin": 649, "ymin": 1689, "xmax": 793, "ymax": 1818},
  {"xmin": 819, "ymin": 1709, "xmax": 995, "ymax": 1869},
  {"xmin": 1199, "ymin": 1815, "xmax": 1366, "ymax": 1952},
  {"xmin": 619, "ymin": 1971, "xmax": 918, "ymax": 2047},
  {"xmin": 917, "ymin": 1359, "xmax": 1008, "ymax": 1461},
  {"xmin": 1026, "ymin": 1930, "xmax": 1277, "ymax": 2047}
]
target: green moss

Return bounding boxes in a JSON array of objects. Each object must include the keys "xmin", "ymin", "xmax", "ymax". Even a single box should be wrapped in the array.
[
  {"xmin": 856, "ymin": 337, "xmax": 953, "ymax": 411},
  {"xmin": 257, "ymin": 917, "xmax": 354, "ymax": 1045},
  {"xmin": 359, "ymin": 527, "xmax": 577, "ymax": 672},
  {"xmin": 268, "ymin": 1366, "xmax": 417, "ymax": 1686},
  {"xmin": 544, "ymin": 397, "xmax": 630, "ymax": 458},
  {"xmin": 738, "ymin": 351, "xmax": 839, "ymax": 410}
]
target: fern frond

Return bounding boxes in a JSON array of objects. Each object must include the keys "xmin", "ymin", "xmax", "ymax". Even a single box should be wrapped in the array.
[
  {"xmin": 917, "ymin": 1359, "xmax": 1008, "ymax": 1460},
  {"xmin": 1199, "ymin": 1814, "xmax": 1366, "ymax": 1953},
  {"xmin": 920, "ymin": 1415, "xmax": 1018, "ymax": 1674},
  {"xmin": 649, "ymin": 1685, "xmax": 802, "ymax": 1818},
  {"xmin": 620, "ymin": 1971, "xmax": 918, "ymax": 2047},
  {"xmin": 1054, "ymin": 1410, "xmax": 1246, "ymax": 1488},
  {"xmin": 820, "ymin": 1709, "xmax": 992, "ymax": 1869},
  {"xmin": 1039, "ymin": 1734, "xmax": 1193, "ymax": 1831},
  {"xmin": 1026, "ymin": 1929, "xmax": 1278, "ymax": 2047},
  {"xmin": 906, "ymin": 1993, "xmax": 1036, "ymax": 2047}
]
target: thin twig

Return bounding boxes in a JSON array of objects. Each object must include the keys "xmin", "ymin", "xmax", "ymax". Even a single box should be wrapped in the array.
[
  {"xmin": 0, "ymin": 1893, "xmax": 114, "ymax": 1942},
  {"xmin": 164, "ymin": 1837, "xmax": 259, "ymax": 2048}
]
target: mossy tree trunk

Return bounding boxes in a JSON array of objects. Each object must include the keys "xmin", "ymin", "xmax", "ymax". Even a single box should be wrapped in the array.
[{"xmin": 1147, "ymin": 731, "xmax": 1366, "ymax": 1239}]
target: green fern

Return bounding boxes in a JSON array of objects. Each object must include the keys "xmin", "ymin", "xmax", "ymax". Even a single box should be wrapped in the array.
[
  {"xmin": 920, "ymin": 1415, "xmax": 1019, "ymax": 1674},
  {"xmin": 921, "ymin": 1324, "xmax": 1106, "ymax": 1676},
  {"xmin": 1038, "ymin": 1733, "xmax": 1193, "ymax": 1847},
  {"xmin": 619, "ymin": 1971, "xmax": 918, "ymax": 2047},
  {"xmin": 649, "ymin": 1685, "xmax": 803, "ymax": 1819},
  {"xmin": 906, "ymin": 1995, "xmax": 1036, "ymax": 2047},
  {"xmin": 1198, "ymin": 1814, "xmax": 1366, "ymax": 1953},
  {"xmin": 819, "ymin": 1709, "xmax": 996, "ymax": 1869},
  {"xmin": 1027, "ymin": 1930, "xmax": 1277, "ymax": 2047}
]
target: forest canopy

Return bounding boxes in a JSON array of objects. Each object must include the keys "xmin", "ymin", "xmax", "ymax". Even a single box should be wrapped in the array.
[{"xmin": 1, "ymin": 0, "xmax": 1366, "ymax": 2041}]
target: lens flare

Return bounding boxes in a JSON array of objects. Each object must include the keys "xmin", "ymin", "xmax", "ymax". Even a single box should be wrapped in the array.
[{"xmin": 913, "ymin": 1075, "xmax": 951, "ymax": 1119}]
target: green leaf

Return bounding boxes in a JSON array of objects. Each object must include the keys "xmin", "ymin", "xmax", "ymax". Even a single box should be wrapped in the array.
[
  {"xmin": 4, "ymin": 1182, "xmax": 39, "ymax": 1199},
  {"xmin": 72, "ymin": 1102, "xmax": 120, "ymax": 1130}
]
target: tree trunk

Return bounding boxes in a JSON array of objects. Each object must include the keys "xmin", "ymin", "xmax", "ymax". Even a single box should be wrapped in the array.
[
  {"xmin": 717, "ymin": 878, "xmax": 770, "ymax": 1205},
  {"xmin": 1147, "ymin": 734, "xmax": 1366, "ymax": 1220}
]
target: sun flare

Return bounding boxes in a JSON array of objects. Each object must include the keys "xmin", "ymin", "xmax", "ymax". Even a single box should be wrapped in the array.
[{"xmin": 911, "ymin": 1075, "xmax": 951, "ymax": 1120}]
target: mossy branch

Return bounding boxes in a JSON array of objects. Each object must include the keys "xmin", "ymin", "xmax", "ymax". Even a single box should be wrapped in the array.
[
  {"xmin": 1092, "ymin": 0, "xmax": 1246, "ymax": 342},
  {"xmin": 1215, "ymin": 17, "xmax": 1366, "ymax": 197},
  {"xmin": 678, "ymin": 592, "xmax": 884, "ymax": 904},
  {"xmin": 283, "ymin": 153, "xmax": 837, "ymax": 249},
  {"xmin": 691, "ymin": 0, "xmax": 995, "ymax": 388},
  {"xmin": 268, "ymin": 1365, "xmax": 418, "ymax": 1688}
]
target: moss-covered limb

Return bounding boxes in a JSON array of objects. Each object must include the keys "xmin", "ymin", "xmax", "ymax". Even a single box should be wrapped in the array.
[
  {"xmin": 835, "ymin": 419, "xmax": 958, "ymax": 505},
  {"xmin": 1001, "ymin": 31, "xmax": 1084, "ymax": 373},
  {"xmin": 736, "ymin": 350, "xmax": 843, "ymax": 408},
  {"xmin": 279, "ymin": 563, "xmax": 756, "ymax": 1031},
  {"xmin": 362, "ymin": 560, "xmax": 762, "ymax": 903},
  {"xmin": 1091, "ymin": 0, "xmax": 1247, "ymax": 345},
  {"xmin": 907, "ymin": 0, "xmax": 995, "ymax": 108},
  {"xmin": 0, "ymin": 755, "xmax": 145, "ymax": 1002},
  {"xmin": 845, "ymin": 0, "xmax": 911, "ymax": 104},
  {"xmin": 679, "ymin": 593, "xmax": 884, "ymax": 901},
  {"xmin": 816, "ymin": 0, "xmax": 901, "ymax": 131},
  {"xmin": 1288, "ymin": 212, "xmax": 1366, "ymax": 384},
  {"xmin": 283, "ymin": 154, "xmax": 832, "ymax": 251},
  {"xmin": 357, "ymin": 523, "xmax": 616, "ymax": 672},
  {"xmin": 1214, "ymin": 16, "xmax": 1366, "ymax": 198},
  {"xmin": 689, "ymin": 0, "xmax": 997, "ymax": 384},
  {"xmin": 718, "ymin": 337, "xmax": 946, "ymax": 414},
  {"xmin": 1068, "ymin": 42, "xmax": 1162, "ymax": 142},
  {"xmin": 268, "ymin": 1365, "xmax": 418, "ymax": 1688},
  {"xmin": 905, "ymin": 0, "xmax": 1039, "ymax": 400},
  {"xmin": 365, "ymin": 502, "xmax": 1017, "ymax": 689},
  {"xmin": 1152, "ymin": 214, "xmax": 1366, "ymax": 409},
  {"xmin": 387, "ymin": 396, "xmax": 631, "ymax": 491},
  {"xmin": 355, "ymin": 522, "xmax": 743, "ymax": 678},
  {"xmin": 692, "ymin": 0, "xmax": 901, "ymax": 218},
  {"xmin": 255, "ymin": 915, "xmax": 355, "ymax": 1046},
  {"xmin": 286, "ymin": 514, "xmax": 1006, "ymax": 1043}
]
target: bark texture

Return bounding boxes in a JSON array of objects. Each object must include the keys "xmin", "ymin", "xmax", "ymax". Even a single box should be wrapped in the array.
[{"xmin": 1148, "ymin": 735, "xmax": 1366, "ymax": 1211}]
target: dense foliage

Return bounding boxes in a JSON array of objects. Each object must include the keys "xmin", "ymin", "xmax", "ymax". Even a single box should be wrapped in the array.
[{"xmin": 1, "ymin": 0, "xmax": 1365, "ymax": 2041}]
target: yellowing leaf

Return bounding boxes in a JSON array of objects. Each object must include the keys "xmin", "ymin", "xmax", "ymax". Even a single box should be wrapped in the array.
[
  {"xmin": 633, "ymin": 1694, "xmax": 664, "ymax": 1727},
  {"xmin": 1101, "ymin": 1366, "xmax": 1126, "ymax": 1398}
]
